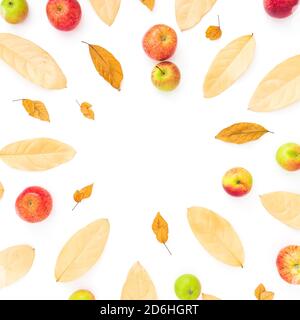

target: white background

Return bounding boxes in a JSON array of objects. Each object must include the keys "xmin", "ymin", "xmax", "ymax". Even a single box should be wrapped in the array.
[{"xmin": 0, "ymin": 0, "xmax": 299, "ymax": 300}]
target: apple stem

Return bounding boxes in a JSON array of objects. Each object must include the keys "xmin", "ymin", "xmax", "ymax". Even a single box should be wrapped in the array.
[
  {"xmin": 218, "ymin": 15, "xmax": 221, "ymax": 28},
  {"xmin": 163, "ymin": 243, "xmax": 172, "ymax": 256},
  {"xmin": 156, "ymin": 66, "xmax": 165, "ymax": 75},
  {"xmin": 72, "ymin": 202, "xmax": 80, "ymax": 211}
]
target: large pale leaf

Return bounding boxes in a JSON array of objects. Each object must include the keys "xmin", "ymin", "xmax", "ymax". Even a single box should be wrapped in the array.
[
  {"xmin": 176, "ymin": 0, "xmax": 217, "ymax": 31},
  {"xmin": 0, "ymin": 245, "xmax": 35, "ymax": 288},
  {"xmin": 187, "ymin": 207, "xmax": 244, "ymax": 267},
  {"xmin": 260, "ymin": 192, "xmax": 300, "ymax": 229},
  {"xmin": 121, "ymin": 262, "xmax": 157, "ymax": 300},
  {"xmin": 89, "ymin": 0, "xmax": 121, "ymax": 26},
  {"xmin": 0, "ymin": 33, "xmax": 66, "ymax": 89},
  {"xmin": 55, "ymin": 219, "xmax": 110, "ymax": 282},
  {"xmin": 249, "ymin": 55, "xmax": 300, "ymax": 112},
  {"xmin": 204, "ymin": 35, "xmax": 255, "ymax": 98},
  {"xmin": 0, "ymin": 138, "xmax": 76, "ymax": 171}
]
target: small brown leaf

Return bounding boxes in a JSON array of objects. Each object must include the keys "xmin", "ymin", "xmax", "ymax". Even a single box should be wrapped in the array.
[
  {"xmin": 216, "ymin": 122, "xmax": 270, "ymax": 144},
  {"xmin": 152, "ymin": 212, "xmax": 172, "ymax": 255},
  {"xmin": 77, "ymin": 101, "xmax": 95, "ymax": 120},
  {"xmin": 73, "ymin": 184, "xmax": 94, "ymax": 211},
  {"xmin": 141, "ymin": 0, "xmax": 155, "ymax": 10},
  {"xmin": 14, "ymin": 99, "xmax": 50, "ymax": 122},
  {"xmin": 83, "ymin": 41, "xmax": 123, "ymax": 90},
  {"xmin": 202, "ymin": 293, "xmax": 221, "ymax": 300},
  {"xmin": 206, "ymin": 16, "xmax": 222, "ymax": 40},
  {"xmin": 260, "ymin": 291, "xmax": 274, "ymax": 300},
  {"xmin": 255, "ymin": 283, "xmax": 266, "ymax": 300},
  {"xmin": 0, "ymin": 182, "xmax": 4, "ymax": 200}
]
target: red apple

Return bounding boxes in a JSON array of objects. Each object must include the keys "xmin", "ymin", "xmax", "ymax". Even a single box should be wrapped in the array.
[
  {"xmin": 46, "ymin": 0, "xmax": 81, "ymax": 31},
  {"xmin": 15, "ymin": 186, "xmax": 53, "ymax": 223},
  {"xmin": 277, "ymin": 246, "xmax": 300, "ymax": 284},
  {"xmin": 222, "ymin": 167, "xmax": 253, "ymax": 197},
  {"xmin": 264, "ymin": 0, "xmax": 299, "ymax": 18},
  {"xmin": 151, "ymin": 61, "xmax": 181, "ymax": 91},
  {"xmin": 143, "ymin": 24, "xmax": 177, "ymax": 61}
]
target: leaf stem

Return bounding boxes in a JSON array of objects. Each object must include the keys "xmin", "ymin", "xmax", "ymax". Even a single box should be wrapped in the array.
[
  {"xmin": 75, "ymin": 99, "xmax": 81, "ymax": 107},
  {"xmin": 72, "ymin": 202, "xmax": 80, "ymax": 211},
  {"xmin": 163, "ymin": 243, "xmax": 172, "ymax": 256},
  {"xmin": 12, "ymin": 99, "xmax": 24, "ymax": 102},
  {"xmin": 217, "ymin": 15, "xmax": 220, "ymax": 28}
]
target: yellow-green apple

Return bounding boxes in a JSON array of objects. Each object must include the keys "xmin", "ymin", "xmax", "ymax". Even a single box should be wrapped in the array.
[
  {"xmin": 143, "ymin": 24, "xmax": 177, "ymax": 61},
  {"xmin": 69, "ymin": 290, "xmax": 95, "ymax": 300},
  {"xmin": 222, "ymin": 167, "xmax": 253, "ymax": 197},
  {"xmin": 264, "ymin": 0, "xmax": 299, "ymax": 18},
  {"xmin": 174, "ymin": 274, "xmax": 201, "ymax": 300},
  {"xmin": 151, "ymin": 61, "xmax": 181, "ymax": 91},
  {"xmin": 0, "ymin": 0, "xmax": 28, "ymax": 24},
  {"xmin": 276, "ymin": 143, "xmax": 300, "ymax": 171},
  {"xmin": 277, "ymin": 246, "xmax": 300, "ymax": 285},
  {"xmin": 15, "ymin": 186, "xmax": 53, "ymax": 223},
  {"xmin": 46, "ymin": 0, "xmax": 81, "ymax": 31}
]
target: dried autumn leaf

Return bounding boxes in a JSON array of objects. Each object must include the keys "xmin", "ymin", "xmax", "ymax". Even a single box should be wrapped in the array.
[
  {"xmin": 0, "ymin": 182, "xmax": 4, "ymax": 200},
  {"xmin": 206, "ymin": 26, "xmax": 222, "ymax": 40},
  {"xmin": 215, "ymin": 122, "xmax": 270, "ymax": 144},
  {"xmin": 89, "ymin": 0, "xmax": 121, "ymax": 26},
  {"xmin": 141, "ymin": 0, "xmax": 155, "ymax": 10},
  {"xmin": 202, "ymin": 293, "xmax": 221, "ymax": 300},
  {"xmin": 80, "ymin": 102, "xmax": 95, "ymax": 120},
  {"xmin": 121, "ymin": 262, "xmax": 158, "ymax": 300},
  {"xmin": 73, "ymin": 184, "xmax": 94, "ymax": 211},
  {"xmin": 0, "ymin": 245, "xmax": 35, "ymax": 288},
  {"xmin": 152, "ymin": 212, "xmax": 172, "ymax": 255},
  {"xmin": 176, "ymin": 0, "xmax": 217, "ymax": 31},
  {"xmin": 260, "ymin": 291, "xmax": 274, "ymax": 300},
  {"xmin": 55, "ymin": 219, "xmax": 110, "ymax": 282},
  {"xmin": 0, "ymin": 138, "xmax": 76, "ymax": 171},
  {"xmin": 255, "ymin": 283, "xmax": 266, "ymax": 300},
  {"xmin": 18, "ymin": 99, "xmax": 50, "ymax": 122},
  {"xmin": 0, "ymin": 33, "xmax": 66, "ymax": 89},
  {"xmin": 249, "ymin": 55, "xmax": 300, "ymax": 112},
  {"xmin": 187, "ymin": 207, "xmax": 245, "ymax": 267},
  {"xmin": 260, "ymin": 192, "xmax": 300, "ymax": 229},
  {"xmin": 204, "ymin": 34, "xmax": 255, "ymax": 98},
  {"xmin": 83, "ymin": 41, "xmax": 123, "ymax": 90}
]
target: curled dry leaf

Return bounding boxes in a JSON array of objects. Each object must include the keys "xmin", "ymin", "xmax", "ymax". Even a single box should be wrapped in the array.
[
  {"xmin": 15, "ymin": 99, "xmax": 50, "ymax": 122},
  {"xmin": 152, "ymin": 212, "xmax": 172, "ymax": 255},
  {"xmin": 89, "ymin": 0, "xmax": 121, "ymax": 26},
  {"xmin": 55, "ymin": 219, "xmax": 110, "ymax": 282},
  {"xmin": 187, "ymin": 207, "xmax": 245, "ymax": 267},
  {"xmin": 83, "ymin": 41, "xmax": 123, "ymax": 90},
  {"xmin": 202, "ymin": 293, "xmax": 221, "ymax": 300},
  {"xmin": 0, "ymin": 138, "xmax": 76, "ymax": 171},
  {"xmin": 0, "ymin": 245, "xmax": 35, "ymax": 288},
  {"xmin": 80, "ymin": 102, "xmax": 95, "ymax": 120},
  {"xmin": 204, "ymin": 34, "xmax": 255, "ymax": 98},
  {"xmin": 255, "ymin": 283, "xmax": 274, "ymax": 300},
  {"xmin": 206, "ymin": 16, "xmax": 222, "ymax": 40},
  {"xmin": 260, "ymin": 291, "xmax": 274, "ymax": 300},
  {"xmin": 0, "ymin": 182, "xmax": 4, "ymax": 200},
  {"xmin": 215, "ymin": 122, "xmax": 270, "ymax": 144},
  {"xmin": 121, "ymin": 262, "xmax": 158, "ymax": 300},
  {"xmin": 260, "ymin": 192, "xmax": 300, "ymax": 229},
  {"xmin": 176, "ymin": 0, "xmax": 217, "ymax": 31},
  {"xmin": 0, "ymin": 33, "xmax": 66, "ymax": 89},
  {"xmin": 249, "ymin": 55, "xmax": 300, "ymax": 112},
  {"xmin": 73, "ymin": 184, "xmax": 94, "ymax": 211},
  {"xmin": 140, "ymin": 0, "xmax": 155, "ymax": 10}
]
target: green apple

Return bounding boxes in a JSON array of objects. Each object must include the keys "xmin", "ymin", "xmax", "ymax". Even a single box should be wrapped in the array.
[
  {"xmin": 0, "ymin": 0, "xmax": 28, "ymax": 24},
  {"xmin": 276, "ymin": 143, "xmax": 300, "ymax": 171},
  {"xmin": 174, "ymin": 274, "xmax": 201, "ymax": 300},
  {"xmin": 151, "ymin": 61, "xmax": 181, "ymax": 91},
  {"xmin": 69, "ymin": 289, "xmax": 95, "ymax": 300}
]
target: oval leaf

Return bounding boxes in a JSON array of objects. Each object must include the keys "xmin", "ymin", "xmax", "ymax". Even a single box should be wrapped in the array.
[
  {"xmin": 260, "ymin": 291, "xmax": 274, "ymax": 300},
  {"xmin": 0, "ymin": 138, "xmax": 76, "ymax": 171},
  {"xmin": 55, "ymin": 219, "xmax": 110, "ymax": 282},
  {"xmin": 216, "ymin": 122, "xmax": 270, "ymax": 144},
  {"xmin": 80, "ymin": 102, "xmax": 95, "ymax": 120},
  {"xmin": 121, "ymin": 262, "xmax": 158, "ymax": 300},
  {"xmin": 0, "ymin": 33, "xmax": 66, "ymax": 89},
  {"xmin": 89, "ymin": 0, "xmax": 121, "ymax": 26},
  {"xmin": 260, "ymin": 192, "xmax": 300, "ymax": 229},
  {"xmin": 255, "ymin": 283, "xmax": 266, "ymax": 300},
  {"xmin": 0, "ymin": 182, "xmax": 4, "ymax": 200},
  {"xmin": 152, "ymin": 212, "xmax": 168, "ymax": 244},
  {"xmin": 187, "ymin": 207, "xmax": 245, "ymax": 267},
  {"xmin": 202, "ymin": 293, "xmax": 221, "ymax": 300},
  {"xmin": 21, "ymin": 99, "xmax": 50, "ymax": 122},
  {"xmin": 249, "ymin": 55, "xmax": 300, "ymax": 112},
  {"xmin": 0, "ymin": 245, "xmax": 35, "ymax": 288},
  {"xmin": 176, "ymin": 0, "xmax": 217, "ymax": 31},
  {"xmin": 204, "ymin": 34, "xmax": 255, "ymax": 98},
  {"xmin": 141, "ymin": 0, "xmax": 155, "ymax": 10}
]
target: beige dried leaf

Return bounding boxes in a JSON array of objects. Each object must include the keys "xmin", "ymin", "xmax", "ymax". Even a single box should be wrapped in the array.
[
  {"xmin": 260, "ymin": 192, "xmax": 300, "ymax": 229},
  {"xmin": 187, "ymin": 207, "xmax": 245, "ymax": 267},
  {"xmin": 121, "ymin": 262, "xmax": 158, "ymax": 300},
  {"xmin": 204, "ymin": 34, "xmax": 255, "ymax": 98},
  {"xmin": 0, "ymin": 33, "xmax": 66, "ymax": 89},
  {"xmin": 0, "ymin": 138, "xmax": 76, "ymax": 171},
  {"xmin": 0, "ymin": 245, "xmax": 35, "ymax": 288},
  {"xmin": 202, "ymin": 293, "xmax": 221, "ymax": 300},
  {"xmin": 89, "ymin": 0, "xmax": 121, "ymax": 26},
  {"xmin": 176, "ymin": 0, "xmax": 217, "ymax": 31},
  {"xmin": 260, "ymin": 291, "xmax": 274, "ymax": 300},
  {"xmin": 55, "ymin": 219, "xmax": 110, "ymax": 282},
  {"xmin": 21, "ymin": 99, "xmax": 50, "ymax": 122},
  {"xmin": 0, "ymin": 182, "xmax": 4, "ymax": 200}
]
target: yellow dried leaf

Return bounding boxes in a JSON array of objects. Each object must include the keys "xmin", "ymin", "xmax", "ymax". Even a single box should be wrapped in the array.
[
  {"xmin": 141, "ymin": 0, "xmax": 155, "ymax": 10},
  {"xmin": 176, "ymin": 0, "xmax": 217, "ymax": 31},
  {"xmin": 121, "ymin": 262, "xmax": 158, "ymax": 300},
  {"xmin": 215, "ymin": 122, "xmax": 270, "ymax": 144},
  {"xmin": 260, "ymin": 192, "xmax": 300, "ymax": 229},
  {"xmin": 260, "ymin": 291, "xmax": 274, "ymax": 300},
  {"xmin": 202, "ymin": 293, "xmax": 221, "ymax": 300},
  {"xmin": 152, "ymin": 212, "xmax": 168, "ymax": 243},
  {"xmin": 20, "ymin": 99, "xmax": 50, "ymax": 122},
  {"xmin": 0, "ymin": 33, "xmax": 66, "ymax": 89},
  {"xmin": 0, "ymin": 245, "xmax": 35, "ymax": 288},
  {"xmin": 0, "ymin": 138, "xmax": 76, "ymax": 171},
  {"xmin": 80, "ymin": 102, "xmax": 95, "ymax": 120},
  {"xmin": 89, "ymin": 0, "xmax": 121, "ymax": 26},
  {"xmin": 0, "ymin": 182, "xmax": 4, "ymax": 200},
  {"xmin": 255, "ymin": 283, "xmax": 266, "ymax": 300},
  {"xmin": 206, "ymin": 26, "xmax": 222, "ymax": 40},
  {"xmin": 187, "ymin": 207, "xmax": 245, "ymax": 267},
  {"xmin": 249, "ymin": 55, "xmax": 300, "ymax": 112},
  {"xmin": 84, "ymin": 42, "xmax": 123, "ymax": 90},
  {"xmin": 55, "ymin": 219, "xmax": 110, "ymax": 282},
  {"xmin": 204, "ymin": 34, "xmax": 255, "ymax": 98},
  {"xmin": 73, "ymin": 184, "xmax": 94, "ymax": 210}
]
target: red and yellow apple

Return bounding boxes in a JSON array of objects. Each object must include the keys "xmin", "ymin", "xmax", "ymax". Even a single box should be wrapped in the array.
[
  {"xmin": 277, "ymin": 246, "xmax": 300, "ymax": 285},
  {"xmin": 276, "ymin": 143, "xmax": 300, "ymax": 171},
  {"xmin": 15, "ymin": 186, "xmax": 53, "ymax": 223},
  {"xmin": 151, "ymin": 61, "xmax": 181, "ymax": 91},
  {"xmin": 264, "ymin": 0, "xmax": 299, "ymax": 18},
  {"xmin": 69, "ymin": 289, "xmax": 95, "ymax": 300},
  {"xmin": 222, "ymin": 167, "xmax": 253, "ymax": 197},
  {"xmin": 0, "ymin": 0, "xmax": 28, "ymax": 24},
  {"xmin": 143, "ymin": 24, "xmax": 177, "ymax": 61}
]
